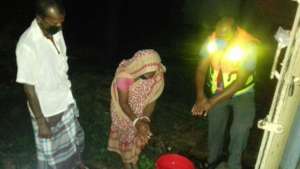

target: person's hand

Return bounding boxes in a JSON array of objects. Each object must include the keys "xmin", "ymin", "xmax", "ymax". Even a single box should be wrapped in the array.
[
  {"xmin": 135, "ymin": 120, "xmax": 152, "ymax": 148},
  {"xmin": 37, "ymin": 119, "xmax": 52, "ymax": 138},
  {"xmin": 192, "ymin": 97, "xmax": 213, "ymax": 117}
]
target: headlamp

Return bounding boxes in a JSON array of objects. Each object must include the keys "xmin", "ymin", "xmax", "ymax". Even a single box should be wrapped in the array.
[
  {"xmin": 207, "ymin": 40, "xmax": 247, "ymax": 62},
  {"xmin": 227, "ymin": 46, "xmax": 244, "ymax": 62},
  {"xmin": 207, "ymin": 42, "xmax": 217, "ymax": 53}
]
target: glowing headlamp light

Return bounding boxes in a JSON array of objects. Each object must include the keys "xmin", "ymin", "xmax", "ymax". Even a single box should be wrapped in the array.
[
  {"xmin": 207, "ymin": 42, "xmax": 217, "ymax": 53},
  {"xmin": 207, "ymin": 40, "xmax": 246, "ymax": 62},
  {"xmin": 227, "ymin": 46, "xmax": 244, "ymax": 61}
]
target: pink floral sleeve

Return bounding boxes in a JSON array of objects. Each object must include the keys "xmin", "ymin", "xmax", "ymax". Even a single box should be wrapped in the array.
[{"xmin": 116, "ymin": 78, "xmax": 134, "ymax": 92}]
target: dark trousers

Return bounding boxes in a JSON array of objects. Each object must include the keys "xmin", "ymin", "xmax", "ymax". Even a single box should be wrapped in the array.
[{"xmin": 208, "ymin": 92, "xmax": 255, "ymax": 169}]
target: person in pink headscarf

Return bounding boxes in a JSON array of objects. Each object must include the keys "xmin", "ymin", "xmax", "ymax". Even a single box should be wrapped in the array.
[{"xmin": 108, "ymin": 49, "xmax": 166, "ymax": 169}]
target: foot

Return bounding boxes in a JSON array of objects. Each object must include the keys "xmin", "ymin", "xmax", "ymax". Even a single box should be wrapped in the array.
[
  {"xmin": 123, "ymin": 163, "xmax": 132, "ymax": 169},
  {"xmin": 132, "ymin": 163, "xmax": 138, "ymax": 169},
  {"xmin": 215, "ymin": 162, "xmax": 229, "ymax": 169},
  {"xmin": 78, "ymin": 163, "xmax": 89, "ymax": 169},
  {"xmin": 3, "ymin": 159, "xmax": 16, "ymax": 169}
]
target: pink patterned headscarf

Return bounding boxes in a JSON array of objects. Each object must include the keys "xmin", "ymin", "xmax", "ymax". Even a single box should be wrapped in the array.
[
  {"xmin": 111, "ymin": 49, "xmax": 166, "ymax": 119},
  {"xmin": 116, "ymin": 49, "xmax": 166, "ymax": 79}
]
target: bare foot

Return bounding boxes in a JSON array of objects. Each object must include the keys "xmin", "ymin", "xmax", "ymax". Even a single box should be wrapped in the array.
[
  {"xmin": 123, "ymin": 163, "xmax": 132, "ymax": 169},
  {"xmin": 132, "ymin": 163, "xmax": 138, "ymax": 169},
  {"xmin": 3, "ymin": 159, "xmax": 16, "ymax": 169},
  {"xmin": 78, "ymin": 163, "xmax": 89, "ymax": 169}
]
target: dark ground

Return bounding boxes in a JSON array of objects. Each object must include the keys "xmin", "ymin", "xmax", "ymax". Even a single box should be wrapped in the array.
[{"xmin": 0, "ymin": 0, "xmax": 297, "ymax": 168}]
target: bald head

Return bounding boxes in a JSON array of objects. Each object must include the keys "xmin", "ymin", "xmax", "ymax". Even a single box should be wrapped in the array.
[
  {"xmin": 36, "ymin": 0, "xmax": 65, "ymax": 37},
  {"xmin": 36, "ymin": 0, "xmax": 65, "ymax": 19}
]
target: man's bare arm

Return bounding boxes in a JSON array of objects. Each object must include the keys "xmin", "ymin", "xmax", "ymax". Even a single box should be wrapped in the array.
[
  {"xmin": 24, "ymin": 84, "xmax": 52, "ymax": 138},
  {"xmin": 192, "ymin": 57, "xmax": 212, "ymax": 116},
  {"xmin": 209, "ymin": 68, "xmax": 252, "ymax": 106},
  {"xmin": 195, "ymin": 58, "xmax": 210, "ymax": 100}
]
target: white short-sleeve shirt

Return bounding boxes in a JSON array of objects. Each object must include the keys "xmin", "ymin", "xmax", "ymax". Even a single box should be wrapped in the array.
[{"xmin": 16, "ymin": 19, "xmax": 75, "ymax": 117}]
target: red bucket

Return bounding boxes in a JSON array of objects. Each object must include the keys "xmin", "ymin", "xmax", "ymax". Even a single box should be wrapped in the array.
[{"xmin": 156, "ymin": 153, "xmax": 196, "ymax": 169}]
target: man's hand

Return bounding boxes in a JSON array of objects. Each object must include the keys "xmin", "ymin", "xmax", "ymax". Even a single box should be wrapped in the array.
[
  {"xmin": 37, "ymin": 119, "xmax": 52, "ymax": 138},
  {"xmin": 192, "ymin": 97, "xmax": 214, "ymax": 117},
  {"xmin": 24, "ymin": 84, "xmax": 52, "ymax": 138}
]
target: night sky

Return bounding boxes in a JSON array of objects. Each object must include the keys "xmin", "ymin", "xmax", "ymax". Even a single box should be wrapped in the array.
[
  {"xmin": 1, "ymin": 0, "xmax": 296, "ymax": 58},
  {"xmin": 0, "ymin": 0, "xmax": 297, "ymax": 89},
  {"xmin": 2, "ymin": 0, "xmax": 180, "ymax": 57}
]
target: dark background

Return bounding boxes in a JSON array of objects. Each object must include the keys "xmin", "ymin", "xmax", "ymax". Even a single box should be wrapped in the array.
[
  {"xmin": 0, "ymin": 0, "xmax": 296, "ymax": 61},
  {"xmin": 0, "ymin": 0, "xmax": 297, "ymax": 73}
]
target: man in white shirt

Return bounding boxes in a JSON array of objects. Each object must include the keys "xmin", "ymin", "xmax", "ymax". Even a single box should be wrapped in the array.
[{"xmin": 16, "ymin": 0, "xmax": 87, "ymax": 168}]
